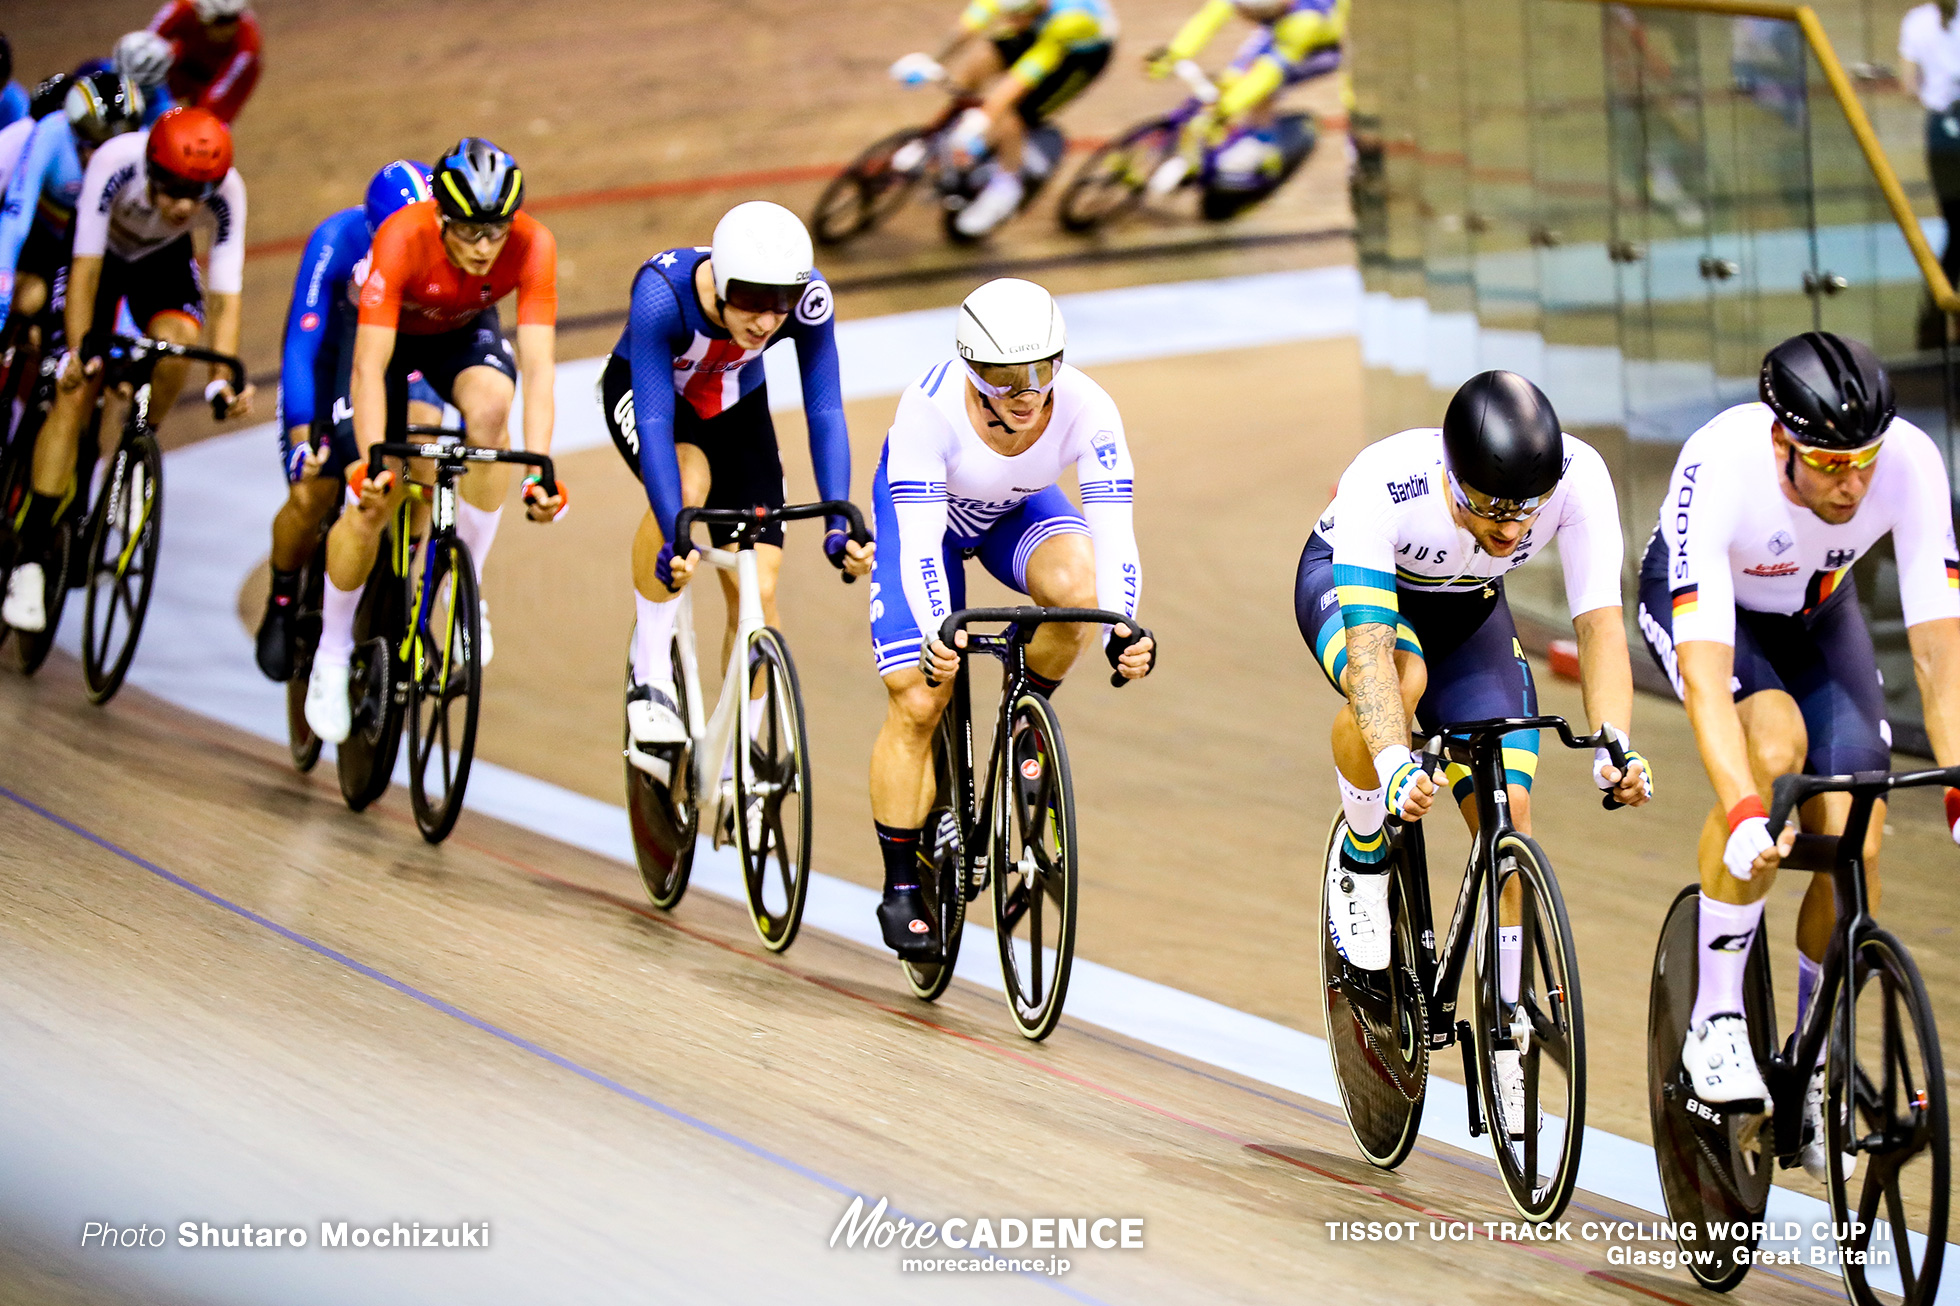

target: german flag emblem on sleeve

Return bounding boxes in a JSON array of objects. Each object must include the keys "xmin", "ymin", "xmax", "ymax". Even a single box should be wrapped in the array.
[
  {"xmin": 1671, "ymin": 584, "xmax": 1699, "ymax": 617},
  {"xmin": 1947, "ymin": 559, "xmax": 1959, "ymax": 590}
]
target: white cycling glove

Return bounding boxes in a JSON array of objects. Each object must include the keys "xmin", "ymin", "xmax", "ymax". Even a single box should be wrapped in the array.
[
  {"xmin": 1591, "ymin": 723, "xmax": 1652, "ymax": 800},
  {"xmin": 1374, "ymin": 745, "xmax": 1434, "ymax": 822},
  {"xmin": 890, "ymin": 52, "xmax": 944, "ymax": 86},
  {"xmin": 1723, "ymin": 816, "xmax": 1773, "ymax": 881}
]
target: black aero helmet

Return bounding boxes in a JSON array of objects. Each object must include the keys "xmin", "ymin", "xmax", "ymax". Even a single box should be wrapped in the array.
[
  {"xmin": 65, "ymin": 71, "xmax": 145, "ymax": 146},
  {"xmin": 1759, "ymin": 331, "xmax": 1894, "ymax": 449},
  {"xmin": 1441, "ymin": 370, "xmax": 1563, "ymax": 515},
  {"xmin": 0, "ymin": 33, "xmax": 11, "ymax": 90},
  {"xmin": 29, "ymin": 73, "xmax": 74, "ymax": 121},
  {"xmin": 432, "ymin": 137, "xmax": 524, "ymax": 224}
]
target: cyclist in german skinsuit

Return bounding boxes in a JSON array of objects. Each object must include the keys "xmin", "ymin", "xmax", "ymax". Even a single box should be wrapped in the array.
[
  {"xmin": 868, "ymin": 278, "xmax": 1155, "ymax": 957},
  {"xmin": 1299, "ymin": 370, "xmax": 1651, "ymax": 1137},
  {"xmin": 1637, "ymin": 332, "xmax": 1960, "ymax": 1179}
]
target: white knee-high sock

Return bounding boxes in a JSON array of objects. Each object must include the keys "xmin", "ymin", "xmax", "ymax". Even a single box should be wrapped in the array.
[
  {"xmin": 1338, "ymin": 771, "xmax": 1386, "ymax": 839},
  {"xmin": 318, "ymin": 577, "xmax": 361, "ymax": 668},
  {"xmin": 1498, "ymin": 926, "xmax": 1523, "ymax": 1005},
  {"xmin": 455, "ymin": 502, "xmax": 502, "ymax": 585},
  {"xmin": 1690, "ymin": 896, "xmax": 1766, "ymax": 1028},
  {"xmin": 633, "ymin": 591, "xmax": 681, "ymax": 686}
]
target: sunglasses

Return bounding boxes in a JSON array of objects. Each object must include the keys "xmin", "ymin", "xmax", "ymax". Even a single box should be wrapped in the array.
[
  {"xmin": 152, "ymin": 169, "xmax": 219, "ymax": 203},
  {"xmin": 965, "ymin": 356, "xmax": 1061, "ymax": 399},
  {"xmin": 1448, "ymin": 470, "xmax": 1548, "ymax": 523},
  {"xmin": 442, "ymin": 217, "xmax": 512, "ymax": 245},
  {"xmin": 1792, "ymin": 438, "xmax": 1883, "ymax": 473},
  {"xmin": 721, "ymin": 279, "xmax": 801, "ymax": 316}
]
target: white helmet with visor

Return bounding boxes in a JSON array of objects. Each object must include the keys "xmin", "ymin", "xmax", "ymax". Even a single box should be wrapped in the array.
[
  {"xmin": 956, "ymin": 277, "xmax": 1065, "ymax": 399},
  {"xmin": 711, "ymin": 200, "xmax": 814, "ymax": 316}
]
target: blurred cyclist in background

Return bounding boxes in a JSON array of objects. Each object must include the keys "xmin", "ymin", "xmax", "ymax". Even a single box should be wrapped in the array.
[
  {"xmin": 145, "ymin": 0, "xmax": 261, "ymax": 123},
  {"xmin": 0, "ymin": 73, "xmax": 146, "ymax": 334},
  {"xmin": 1141, "ymin": 0, "xmax": 1347, "ymax": 194},
  {"xmin": 253, "ymin": 159, "xmax": 441, "ymax": 684},
  {"xmin": 601, "ymin": 200, "xmax": 869, "ymax": 751},
  {"xmin": 890, "ymin": 0, "xmax": 1119, "ymax": 237},
  {"xmin": 303, "ymin": 138, "xmax": 565, "ymax": 745},
  {"xmin": 68, "ymin": 32, "xmax": 179, "ymax": 126},
  {"xmin": 0, "ymin": 34, "xmax": 25, "ymax": 130},
  {"xmin": 2, "ymin": 106, "xmax": 253, "ymax": 633}
]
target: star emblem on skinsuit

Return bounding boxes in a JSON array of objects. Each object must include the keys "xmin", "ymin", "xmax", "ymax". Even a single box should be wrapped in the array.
[{"xmin": 656, "ymin": 251, "xmax": 679, "ymax": 269}]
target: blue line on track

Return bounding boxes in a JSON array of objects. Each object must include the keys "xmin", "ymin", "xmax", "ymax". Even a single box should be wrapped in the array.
[{"xmin": 1, "ymin": 783, "xmax": 1112, "ymax": 1306}]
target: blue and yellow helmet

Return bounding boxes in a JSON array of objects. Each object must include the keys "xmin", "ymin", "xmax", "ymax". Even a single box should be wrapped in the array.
[{"xmin": 432, "ymin": 137, "xmax": 524, "ymax": 223}]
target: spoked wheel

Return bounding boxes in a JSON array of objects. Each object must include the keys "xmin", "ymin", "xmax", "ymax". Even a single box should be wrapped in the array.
[
  {"xmin": 1646, "ymin": 885, "xmax": 1774, "ymax": 1291},
  {"xmin": 336, "ymin": 542, "xmax": 406, "ymax": 812},
  {"xmin": 286, "ymin": 536, "xmax": 329, "ymax": 773},
  {"xmin": 625, "ymin": 636, "xmax": 698, "ymax": 910},
  {"xmin": 1826, "ymin": 927, "xmax": 1948, "ymax": 1306},
  {"xmin": 1471, "ymin": 833, "xmax": 1585, "ymax": 1222},
  {"xmin": 1057, "ymin": 117, "xmax": 1179, "ymax": 233},
  {"xmin": 1319, "ymin": 815, "xmax": 1429, "ymax": 1169},
  {"xmin": 735, "ymin": 628, "xmax": 812, "ymax": 951},
  {"xmin": 13, "ymin": 513, "xmax": 73, "ymax": 676},
  {"xmin": 405, "ymin": 540, "xmax": 482, "ymax": 844},
  {"xmin": 811, "ymin": 127, "xmax": 929, "ymax": 245},
  {"xmin": 990, "ymin": 690, "xmax": 1077, "ymax": 1041},
  {"xmin": 80, "ymin": 433, "xmax": 163, "ymax": 704},
  {"xmin": 904, "ymin": 710, "xmax": 970, "ymax": 1002}
]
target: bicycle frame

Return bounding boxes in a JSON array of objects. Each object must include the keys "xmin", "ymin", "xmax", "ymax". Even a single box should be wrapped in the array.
[{"xmin": 671, "ymin": 541, "xmax": 766, "ymax": 845}]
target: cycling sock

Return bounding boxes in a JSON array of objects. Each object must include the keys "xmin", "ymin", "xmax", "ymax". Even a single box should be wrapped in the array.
[
  {"xmin": 1339, "ymin": 825, "xmax": 1388, "ymax": 868},
  {"xmin": 1689, "ymin": 895, "xmax": 1766, "ymax": 1028},
  {"xmin": 268, "ymin": 566, "xmax": 300, "ymax": 604},
  {"xmin": 454, "ymin": 501, "xmax": 501, "ymax": 585},
  {"xmin": 632, "ymin": 590, "xmax": 680, "ymax": 686},
  {"xmin": 1025, "ymin": 669, "xmax": 1062, "ymax": 697},
  {"xmin": 317, "ymin": 576, "xmax": 361, "ymax": 668},
  {"xmin": 1796, "ymin": 950, "xmax": 1823, "ymax": 1035},
  {"xmin": 1338, "ymin": 771, "xmax": 1387, "ymax": 839},
  {"xmin": 876, "ymin": 821, "xmax": 922, "ymax": 893},
  {"xmin": 1498, "ymin": 925, "xmax": 1523, "ymax": 1005}
]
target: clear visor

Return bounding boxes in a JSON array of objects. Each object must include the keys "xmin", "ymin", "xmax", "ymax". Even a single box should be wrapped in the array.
[
  {"xmin": 723, "ymin": 279, "xmax": 801, "ymax": 316},
  {"xmin": 965, "ymin": 355, "xmax": 1061, "ymax": 399},
  {"xmin": 1448, "ymin": 470, "xmax": 1550, "ymax": 523}
]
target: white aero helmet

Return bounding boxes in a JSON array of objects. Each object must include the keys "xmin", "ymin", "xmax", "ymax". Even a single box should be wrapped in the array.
[
  {"xmin": 957, "ymin": 277, "xmax": 1065, "ymax": 397},
  {"xmin": 711, "ymin": 200, "xmax": 815, "ymax": 315},
  {"xmin": 191, "ymin": 0, "xmax": 249, "ymax": 20},
  {"xmin": 113, "ymin": 31, "xmax": 174, "ymax": 87}
]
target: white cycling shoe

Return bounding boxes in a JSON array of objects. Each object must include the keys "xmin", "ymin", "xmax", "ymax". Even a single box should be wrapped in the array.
[
  {"xmin": 2, "ymin": 562, "xmax": 47, "ymax": 632},
  {"xmin": 954, "ymin": 171, "xmax": 1025, "ymax": 237},
  {"xmin": 1682, "ymin": 1013, "xmax": 1769, "ymax": 1113},
  {"xmin": 1493, "ymin": 1049, "xmax": 1541, "ymax": 1140},
  {"xmin": 1802, "ymin": 1062, "xmax": 1857, "ymax": 1182},
  {"xmin": 627, "ymin": 681, "xmax": 687, "ymax": 746},
  {"xmin": 304, "ymin": 660, "xmax": 352, "ymax": 745},
  {"xmin": 476, "ymin": 599, "xmax": 493, "ymax": 667},
  {"xmin": 1326, "ymin": 846, "xmax": 1392, "ymax": 972}
]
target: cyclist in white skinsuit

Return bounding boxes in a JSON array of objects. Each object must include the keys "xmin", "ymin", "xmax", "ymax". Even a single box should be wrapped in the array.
[{"xmin": 867, "ymin": 277, "xmax": 1155, "ymax": 957}]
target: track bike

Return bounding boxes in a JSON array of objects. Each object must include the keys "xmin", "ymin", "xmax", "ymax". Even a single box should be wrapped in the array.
[
  {"xmin": 901, "ymin": 606, "xmax": 1152, "ymax": 1042},
  {"xmin": 334, "ymin": 426, "xmax": 556, "ymax": 843},
  {"xmin": 624, "ymin": 500, "xmax": 870, "ymax": 953},
  {"xmin": 1058, "ymin": 59, "xmax": 1318, "ymax": 233},
  {"xmin": 812, "ymin": 85, "xmax": 1068, "ymax": 247},
  {"xmin": 1320, "ymin": 715, "xmax": 1629, "ymax": 1222},
  {"xmin": 1647, "ymin": 767, "xmax": 1950, "ymax": 1302}
]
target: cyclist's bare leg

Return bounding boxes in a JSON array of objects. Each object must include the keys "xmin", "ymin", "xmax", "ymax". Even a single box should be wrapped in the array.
[
  {"xmin": 142, "ymin": 310, "xmax": 202, "ymax": 419},
  {"xmin": 451, "ymin": 364, "xmax": 515, "ymax": 511},
  {"xmin": 1698, "ymin": 689, "xmax": 1807, "ymax": 910},
  {"xmin": 1332, "ymin": 648, "xmax": 1427, "ymax": 791},
  {"xmin": 1021, "ymin": 532, "xmax": 1097, "ymax": 681},
  {"xmin": 324, "ymin": 474, "xmax": 407, "ymax": 592},
  {"xmin": 31, "ymin": 377, "xmax": 93, "ymax": 498},
  {"xmin": 871, "ymin": 665, "xmax": 956, "ymax": 828},
  {"xmin": 270, "ymin": 400, "xmax": 441, "ymax": 571},
  {"xmin": 630, "ymin": 444, "xmax": 712, "ymax": 605}
]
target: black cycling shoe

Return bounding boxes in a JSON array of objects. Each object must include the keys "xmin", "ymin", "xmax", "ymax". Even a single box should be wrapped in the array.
[
  {"xmin": 877, "ymin": 885, "xmax": 939, "ymax": 959},
  {"xmin": 255, "ymin": 594, "xmax": 297, "ymax": 682}
]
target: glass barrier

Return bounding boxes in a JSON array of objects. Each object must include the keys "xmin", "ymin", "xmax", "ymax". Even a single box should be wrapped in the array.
[{"xmin": 1351, "ymin": 0, "xmax": 1958, "ymax": 746}]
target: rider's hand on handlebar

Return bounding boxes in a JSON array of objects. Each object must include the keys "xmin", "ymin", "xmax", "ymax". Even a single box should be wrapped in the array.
[
  {"xmin": 286, "ymin": 431, "xmax": 329, "ymax": 483},
  {"xmin": 919, "ymin": 633, "xmax": 962, "ymax": 685},
  {"xmin": 347, "ymin": 461, "xmax": 396, "ymax": 511},
  {"xmin": 1106, "ymin": 622, "xmax": 1155, "ymax": 681},
  {"xmin": 951, "ymin": 107, "xmax": 991, "ymax": 166},
  {"xmin": 1377, "ymin": 745, "xmax": 1439, "ymax": 823},
  {"xmin": 825, "ymin": 530, "xmax": 874, "ymax": 577},
  {"xmin": 206, "ymin": 377, "xmax": 255, "ymax": 420},
  {"xmin": 522, "ymin": 474, "xmax": 567, "ymax": 523},
  {"xmin": 56, "ymin": 350, "xmax": 97, "ymax": 392},
  {"xmin": 655, "ymin": 540, "xmax": 699, "ymax": 592},
  {"xmin": 1723, "ymin": 799, "xmax": 1796, "ymax": 880},
  {"xmin": 890, "ymin": 52, "xmax": 944, "ymax": 86},
  {"xmin": 1143, "ymin": 46, "xmax": 1174, "ymax": 79},
  {"xmin": 1591, "ymin": 724, "xmax": 1654, "ymax": 807}
]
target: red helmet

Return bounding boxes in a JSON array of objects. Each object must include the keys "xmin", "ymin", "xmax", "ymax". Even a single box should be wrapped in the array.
[{"xmin": 146, "ymin": 107, "xmax": 233, "ymax": 188}]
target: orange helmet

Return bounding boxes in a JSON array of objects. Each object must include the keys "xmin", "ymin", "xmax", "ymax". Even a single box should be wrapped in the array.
[{"xmin": 147, "ymin": 107, "xmax": 233, "ymax": 195}]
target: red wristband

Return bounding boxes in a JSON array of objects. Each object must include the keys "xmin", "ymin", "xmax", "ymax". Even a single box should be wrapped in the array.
[
  {"xmin": 1727, "ymin": 795, "xmax": 1767, "ymax": 833},
  {"xmin": 1945, "ymin": 788, "xmax": 1960, "ymax": 830}
]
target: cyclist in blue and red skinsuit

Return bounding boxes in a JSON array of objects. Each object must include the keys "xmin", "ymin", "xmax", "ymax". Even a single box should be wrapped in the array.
[
  {"xmin": 251, "ymin": 160, "xmax": 438, "ymax": 682},
  {"xmin": 598, "ymin": 200, "xmax": 870, "ymax": 747}
]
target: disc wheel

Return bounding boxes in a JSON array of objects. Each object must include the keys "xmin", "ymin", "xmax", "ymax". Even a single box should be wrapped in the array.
[
  {"xmin": 733, "ymin": 628, "xmax": 812, "ymax": 952},
  {"xmin": 336, "ymin": 537, "xmax": 407, "ymax": 812},
  {"xmin": 405, "ymin": 540, "xmax": 482, "ymax": 844},
  {"xmin": 1057, "ymin": 117, "xmax": 1178, "ymax": 233},
  {"xmin": 1319, "ymin": 815, "xmax": 1429, "ymax": 1169},
  {"xmin": 1826, "ymin": 927, "xmax": 1948, "ymax": 1306},
  {"xmin": 80, "ymin": 433, "xmax": 163, "ymax": 704},
  {"xmin": 626, "ymin": 635, "xmax": 698, "ymax": 911},
  {"xmin": 1471, "ymin": 833, "xmax": 1586, "ymax": 1222},
  {"xmin": 811, "ymin": 127, "xmax": 928, "ymax": 245},
  {"xmin": 990, "ymin": 690, "xmax": 1077, "ymax": 1042},
  {"xmin": 286, "ymin": 537, "xmax": 329, "ymax": 774},
  {"xmin": 903, "ymin": 710, "xmax": 970, "ymax": 1002},
  {"xmin": 1647, "ymin": 885, "xmax": 1774, "ymax": 1291}
]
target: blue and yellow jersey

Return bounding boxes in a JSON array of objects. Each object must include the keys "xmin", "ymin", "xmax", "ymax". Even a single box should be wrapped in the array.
[
  {"xmin": 962, "ymin": 0, "xmax": 1120, "ymax": 85},
  {"xmin": 1165, "ymin": 0, "xmax": 1347, "ymax": 116}
]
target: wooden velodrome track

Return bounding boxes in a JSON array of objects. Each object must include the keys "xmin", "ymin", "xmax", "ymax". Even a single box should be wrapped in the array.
[{"xmin": 5, "ymin": 3, "xmax": 1960, "ymax": 1303}]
